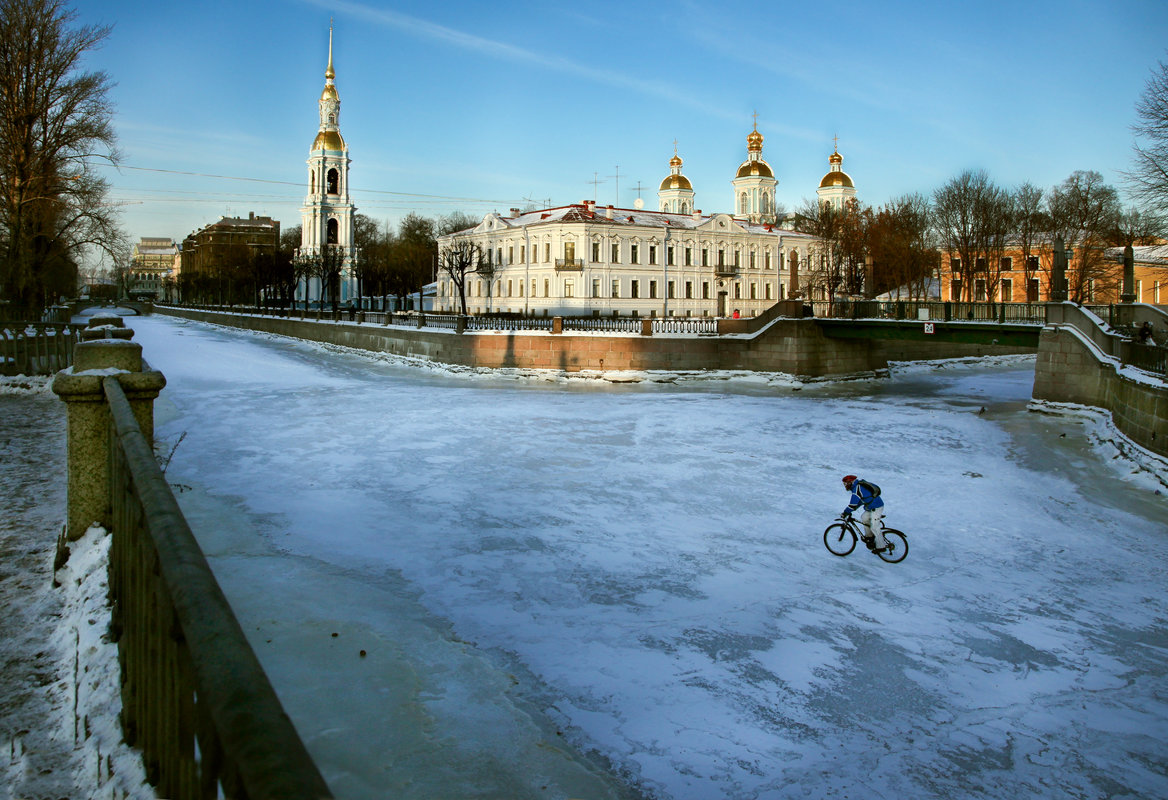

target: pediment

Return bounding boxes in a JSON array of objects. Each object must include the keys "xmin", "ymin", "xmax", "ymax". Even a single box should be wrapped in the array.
[{"xmin": 694, "ymin": 214, "xmax": 748, "ymax": 234}]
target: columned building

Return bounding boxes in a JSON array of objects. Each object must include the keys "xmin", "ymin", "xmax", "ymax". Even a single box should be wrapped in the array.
[
  {"xmin": 297, "ymin": 25, "xmax": 357, "ymax": 305},
  {"xmin": 130, "ymin": 237, "xmax": 179, "ymax": 300},
  {"xmin": 658, "ymin": 147, "xmax": 695, "ymax": 214}
]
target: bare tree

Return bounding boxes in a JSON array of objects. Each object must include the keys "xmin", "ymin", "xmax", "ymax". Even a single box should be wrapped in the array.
[
  {"xmin": 438, "ymin": 236, "xmax": 488, "ymax": 315},
  {"xmin": 1126, "ymin": 55, "xmax": 1168, "ymax": 217},
  {"xmin": 0, "ymin": 0, "xmax": 123, "ymax": 314},
  {"xmin": 1046, "ymin": 170, "xmax": 1122, "ymax": 303},
  {"xmin": 866, "ymin": 194, "xmax": 937, "ymax": 300},
  {"xmin": 933, "ymin": 170, "xmax": 1010, "ymax": 301},
  {"xmin": 1013, "ymin": 182, "xmax": 1047, "ymax": 303}
]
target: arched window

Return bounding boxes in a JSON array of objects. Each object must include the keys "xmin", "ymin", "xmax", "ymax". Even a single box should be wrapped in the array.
[
  {"xmin": 739, "ymin": 192, "xmax": 748, "ymax": 215},
  {"xmin": 327, "ymin": 218, "xmax": 339, "ymax": 244},
  {"xmin": 326, "ymin": 168, "xmax": 339, "ymax": 194},
  {"xmin": 680, "ymin": 202, "xmax": 689, "ymax": 214},
  {"xmin": 761, "ymin": 192, "xmax": 771, "ymax": 214},
  {"xmin": 311, "ymin": 172, "xmax": 316, "ymax": 194}
]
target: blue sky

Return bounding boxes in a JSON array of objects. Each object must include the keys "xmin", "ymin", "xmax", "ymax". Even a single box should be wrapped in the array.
[{"xmin": 75, "ymin": 0, "xmax": 1168, "ymax": 245}]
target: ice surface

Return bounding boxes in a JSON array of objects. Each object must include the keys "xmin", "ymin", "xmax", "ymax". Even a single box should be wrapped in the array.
[{"xmin": 125, "ymin": 315, "xmax": 1167, "ymax": 800}]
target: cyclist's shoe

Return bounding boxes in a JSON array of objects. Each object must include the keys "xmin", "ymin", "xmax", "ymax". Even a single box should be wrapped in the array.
[{"xmin": 861, "ymin": 536, "xmax": 875, "ymax": 550}]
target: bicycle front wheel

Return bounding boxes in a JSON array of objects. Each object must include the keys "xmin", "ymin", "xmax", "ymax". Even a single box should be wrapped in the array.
[
  {"xmin": 876, "ymin": 529, "xmax": 908, "ymax": 563},
  {"xmin": 823, "ymin": 523, "xmax": 856, "ymax": 556}
]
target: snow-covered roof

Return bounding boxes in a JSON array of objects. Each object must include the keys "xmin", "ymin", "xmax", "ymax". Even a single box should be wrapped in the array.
[
  {"xmin": 443, "ymin": 204, "xmax": 817, "ymax": 241},
  {"xmin": 1105, "ymin": 243, "xmax": 1168, "ymax": 265}
]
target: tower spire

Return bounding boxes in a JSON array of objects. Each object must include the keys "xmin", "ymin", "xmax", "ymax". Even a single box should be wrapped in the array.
[{"xmin": 325, "ymin": 20, "xmax": 335, "ymax": 82}]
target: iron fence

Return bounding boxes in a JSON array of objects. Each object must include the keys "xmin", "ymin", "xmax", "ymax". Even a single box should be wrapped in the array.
[
  {"xmin": 103, "ymin": 376, "xmax": 331, "ymax": 799},
  {"xmin": 1, "ymin": 322, "xmax": 80, "ymax": 376},
  {"xmin": 806, "ymin": 300, "xmax": 1047, "ymax": 324}
]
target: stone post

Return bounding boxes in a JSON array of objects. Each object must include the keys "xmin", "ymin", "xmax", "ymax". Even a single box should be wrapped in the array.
[
  {"xmin": 1050, "ymin": 236, "xmax": 1068, "ymax": 303},
  {"xmin": 51, "ymin": 333, "xmax": 166, "ymax": 540},
  {"xmin": 1120, "ymin": 244, "xmax": 1136, "ymax": 304}
]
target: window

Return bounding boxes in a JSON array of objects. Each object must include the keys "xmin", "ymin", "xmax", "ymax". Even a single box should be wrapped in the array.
[
  {"xmin": 649, "ymin": 280, "xmax": 658, "ymax": 299},
  {"xmin": 592, "ymin": 278, "xmax": 601, "ymax": 298},
  {"xmin": 685, "ymin": 281, "xmax": 693, "ymax": 299},
  {"xmin": 750, "ymin": 252, "xmax": 756, "ymax": 269},
  {"xmin": 951, "ymin": 257, "xmax": 962, "ymax": 273},
  {"xmin": 507, "ymin": 279, "xmax": 513, "ymax": 297},
  {"xmin": 531, "ymin": 279, "xmax": 537, "ymax": 297},
  {"xmin": 612, "ymin": 279, "xmax": 620, "ymax": 298},
  {"xmin": 668, "ymin": 280, "xmax": 675, "ymax": 299},
  {"xmin": 545, "ymin": 243, "xmax": 550, "ymax": 262},
  {"xmin": 631, "ymin": 280, "xmax": 640, "ymax": 299},
  {"xmin": 544, "ymin": 278, "xmax": 549, "ymax": 297},
  {"xmin": 702, "ymin": 281, "xmax": 710, "ymax": 300},
  {"xmin": 685, "ymin": 247, "xmax": 692, "ymax": 266},
  {"xmin": 497, "ymin": 248, "xmax": 503, "ymax": 265},
  {"xmin": 564, "ymin": 241, "xmax": 575, "ymax": 262},
  {"xmin": 734, "ymin": 283, "xmax": 741, "ymax": 300},
  {"xmin": 702, "ymin": 248, "xmax": 709, "ymax": 267},
  {"xmin": 667, "ymin": 246, "xmax": 675, "ymax": 266},
  {"xmin": 326, "ymin": 218, "xmax": 339, "ymax": 244},
  {"xmin": 734, "ymin": 250, "xmax": 740, "ymax": 268},
  {"xmin": 950, "ymin": 280, "xmax": 962, "ymax": 301},
  {"xmin": 974, "ymin": 279, "xmax": 986, "ymax": 301},
  {"xmin": 508, "ymin": 246, "xmax": 514, "ymax": 264},
  {"xmin": 750, "ymin": 283, "xmax": 757, "ymax": 300},
  {"xmin": 1028, "ymin": 278, "xmax": 1040, "ymax": 302},
  {"xmin": 649, "ymin": 245, "xmax": 657, "ymax": 265},
  {"xmin": 611, "ymin": 243, "xmax": 620, "ymax": 263},
  {"xmin": 519, "ymin": 280, "xmax": 524, "ymax": 297},
  {"xmin": 631, "ymin": 244, "xmax": 639, "ymax": 265},
  {"xmin": 1000, "ymin": 256, "xmax": 1012, "ymax": 271},
  {"xmin": 326, "ymin": 168, "xmax": 339, "ymax": 194},
  {"xmin": 564, "ymin": 280, "xmax": 574, "ymax": 298},
  {"xmin": 1027, "ymin": 256, "xmax": 1039, "ymax": 272},
  {"xmin": 765, "ymin": 283, "xmax": 772, "ymax": 300},
  {"xmin": 765, "ymin": 251, "xmax": 771, "ymax": 270},
  {"xmin": 1001, "ymin": 279, "xmax": 1012, "ymax": 302},
  {"xmin": 718, "ymin": 249, "xmax": 725, "ymax": 267},
  {"xmin": 592, "ymin": 242, "xmax": 600, "ymax": 262}
]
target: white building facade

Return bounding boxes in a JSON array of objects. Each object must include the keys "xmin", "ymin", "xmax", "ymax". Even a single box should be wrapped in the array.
[
  {"xmin": 297, "ymin": 26, "xmax": 358, "ymax": 305},
  {"xmin": 436, "ymin": 124, "xmax": 856, "ymax": 317}
]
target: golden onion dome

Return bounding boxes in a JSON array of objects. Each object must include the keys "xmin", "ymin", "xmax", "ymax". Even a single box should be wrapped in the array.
[
  {"xmin": 312, "ymin": 129, "xmax": 346, "ymax": 151},
  {"xmin": 829, "ymin": 151, "xmax": 843, "ymax": 165},
  {"xmin": 660, "ymin": 174, "xmax": 693, "ymax": 191},
  {"xmin": 669, "ymin": 154, "xmax": 683, "ymax": 168},
  {"xmin": 736, "ymin": 159, "xmax": 774, "ymax": 179},
  {"xmin": 320, "ymin": 84, "xmax": 339, "ymax": 102},
  {"xmin": 747, "ymin": 129, "xmax": 763, "ymax": 151},
  {"xmin": 819, "ymin": 170, "xmax": 854, "ymax": 188}
]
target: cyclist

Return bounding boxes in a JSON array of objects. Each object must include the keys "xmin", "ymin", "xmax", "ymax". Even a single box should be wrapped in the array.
[{"xmin": 841, "ymin": 475, "xmax": 889, "ymax": 553}]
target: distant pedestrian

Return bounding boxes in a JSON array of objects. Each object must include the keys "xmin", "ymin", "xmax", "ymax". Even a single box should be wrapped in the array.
[
  {"xmin": 1138, "ymin": 321, "xmax": 1156, "ymax": 346},
  {"xmin": 732, "ymin": 309, "xmax": 740, "ymax": 319},
  {"xmin": 840, "ymin": 475, "xmax": 888, "ymax": 553}
]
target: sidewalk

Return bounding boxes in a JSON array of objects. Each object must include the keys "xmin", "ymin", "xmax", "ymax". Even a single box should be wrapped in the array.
[{"xmin": 0, "ymin": 378, "xmax": 152, "ymax": 799}]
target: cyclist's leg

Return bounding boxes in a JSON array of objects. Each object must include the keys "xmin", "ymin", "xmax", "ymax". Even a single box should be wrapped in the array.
[
  {"xmin": 860, "ymin": 510, "xmax": 875, "ymax": 546},
  {"xmin": 869, "ymin": 508, "xmax": 888, "ymax": 549}
]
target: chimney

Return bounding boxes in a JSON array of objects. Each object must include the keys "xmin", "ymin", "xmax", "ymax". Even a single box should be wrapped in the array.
[
  {"xmin": 249, "ymin": 211, "xmax": 255, "ymax": 220},
  {"xmin": 692, "ymin": 209, "xmax": 702, "ymax": 221},
  {"xmin": 510, "ymin": 207, "xmax": 520, "ymax": 218},
  {"xmin": 584, "ymin": 200, "xmax": 595, "ymax": 213},
  {"xmin": 606, "ymin": 205, "xmax": 614, "ymax": 219}
]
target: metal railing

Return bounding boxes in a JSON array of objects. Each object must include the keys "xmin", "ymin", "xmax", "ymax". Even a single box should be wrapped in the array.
[
  {"xmin": 1, "ymin": 322, "xmax": 80, "ymax": 376},
  {"xmin": 103, "ymin": 376, "xmax": 331, "ymax": 799},
  {"xmin": 562, "ymin": 316, "xmax": 642, "ymax": 333},
  {"xmin": 651, "ymin": 317, "xmax": 718, "ymax": 335},
  {"xmin": 807, "ymin": 300, "xmax": 1048, "ymax": 324}
]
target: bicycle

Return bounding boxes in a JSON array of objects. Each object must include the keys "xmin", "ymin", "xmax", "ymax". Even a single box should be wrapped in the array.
[{"xmin": 823, "ymin": 516, "xmax": 909, "ymax": 563}]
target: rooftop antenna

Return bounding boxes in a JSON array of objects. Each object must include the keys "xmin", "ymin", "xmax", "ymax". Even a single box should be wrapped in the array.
[
  {"xmin": 609, "ymin": 165, "xmax": 621, "ymax": 208},
  {"xmin": 588, "ymin": 172, "xmax": 605, "ymax": 203}
]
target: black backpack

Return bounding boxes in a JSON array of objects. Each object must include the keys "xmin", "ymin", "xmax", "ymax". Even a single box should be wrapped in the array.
[{"xmin": 856, "ymin": 479, "xmax": 881, "ymax": 497}]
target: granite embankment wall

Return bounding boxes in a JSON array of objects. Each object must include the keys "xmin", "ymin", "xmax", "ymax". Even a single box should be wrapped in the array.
[
  {"xmin": 1033, "ymin": 304, "xmax": 1168, "ymax": 458},
  {"xmin": 154, "ymin": 306, "xmax": 1032, "ymax": 378}
]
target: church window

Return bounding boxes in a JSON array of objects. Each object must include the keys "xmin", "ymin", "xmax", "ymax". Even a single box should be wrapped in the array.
[
  {"xmin": 762, "ymin": 193, "xmax": 771, "ymax": 214},
  {"xmin": 739, "ymin": 192, "xmax": 748, "ymax": 215},
  {"xmin": 326, "ymin": 218, "xmax": 339, "ymax": 245},
  {"xmin": 631, "ymin": 280, "xmax": 640, "ymax": 299},
  {"xmin": 311, "ymin": 172, "xmax": 316, "ymax": 194},
  {"xmin": 326, "ymin": 168, "xmax": 339, "ymax": 194},
  {"xmin": 681, "ymin": 202, "xmax": 689, "ymax": 214}
]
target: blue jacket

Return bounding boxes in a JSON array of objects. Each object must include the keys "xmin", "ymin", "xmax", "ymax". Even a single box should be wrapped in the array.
[{"xmin": 844, "ymin": 480, "xmax": 884, "ymax": 514}]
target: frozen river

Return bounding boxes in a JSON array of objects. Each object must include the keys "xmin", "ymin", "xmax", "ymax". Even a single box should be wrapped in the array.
[{"xmin": 127, "ymin": 314, "xmax": 1167, "ymax": 800}]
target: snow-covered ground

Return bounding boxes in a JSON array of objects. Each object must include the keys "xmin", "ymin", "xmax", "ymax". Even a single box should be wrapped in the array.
[{"xmin": 82, "ymin": 314, "xmax": 1168, "ymax": 798}]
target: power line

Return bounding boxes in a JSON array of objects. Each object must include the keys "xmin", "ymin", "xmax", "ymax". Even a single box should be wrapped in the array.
[{"xmin": 95, "ymin": 162, "xmax": 522, "ymax": 205}]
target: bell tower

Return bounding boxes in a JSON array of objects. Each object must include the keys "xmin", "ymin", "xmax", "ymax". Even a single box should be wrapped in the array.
[
  {"xmin": 298, "ymin": 24, "xmax": 357, "ymax": 305},
  {"xmin": 731, "ymin": 114, "xmax": 778, "ymax": 224}
]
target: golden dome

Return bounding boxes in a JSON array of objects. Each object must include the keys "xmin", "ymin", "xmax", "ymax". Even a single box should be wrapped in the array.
[
  {"xmin": 736, "ymin": 159, "xmax": 774, "ymax": 178},
  {"xmin": 829, "ymin": 151, "xmax": 843, "ymax": 165},
  {"xmin": 819, "ymin": 170, "xmax": 854, "ymax": 188},
  {"xmin": 660, "ymin": 174, "xmax": 693, "ymax": 191},
  {"xmin": 747, "ymin": 129, "xmax": 763, "ymax": 151},
  {"xmin": 669, "ymin": 154, "xmax": 683, "ymax": 168},
  {"xmin": 320, "ymin": 84, "xmax": 338, "ymax": 102},
  {"xmin": 313, "ymin": 129, "xmax": 346, "ymax": 151}
]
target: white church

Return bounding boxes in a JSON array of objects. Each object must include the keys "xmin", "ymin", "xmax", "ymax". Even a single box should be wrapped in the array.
[{"xmin": 434, "ymin": 123, "xmax": 859, "ymax": 318}]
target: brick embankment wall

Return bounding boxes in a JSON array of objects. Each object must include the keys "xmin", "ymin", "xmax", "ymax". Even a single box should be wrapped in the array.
[
  {"xmin": 1034, "ymin": 326, "xmax": 1168, "ymax": 458},
  {"xmin": 154, "ymin": 307, "xmax": 1030, "ymax": 379}
]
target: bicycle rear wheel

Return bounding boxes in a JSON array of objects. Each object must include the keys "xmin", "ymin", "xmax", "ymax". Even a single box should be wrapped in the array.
[
  {"xmin": 875, "ymin": 529, "xmax": 908, "ymax": 563},
  {"xmin": 823, "ymin": 523, "xmax": 856, "ymax": 556}
]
